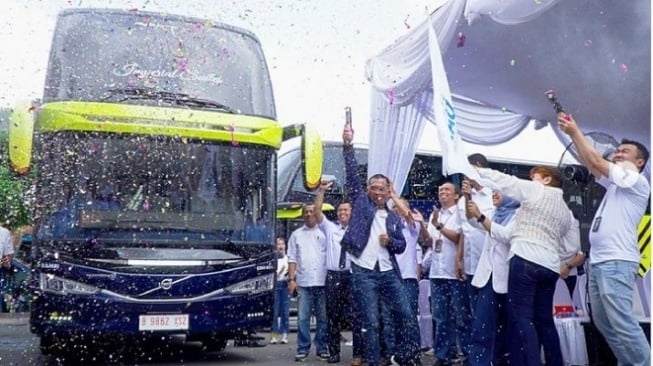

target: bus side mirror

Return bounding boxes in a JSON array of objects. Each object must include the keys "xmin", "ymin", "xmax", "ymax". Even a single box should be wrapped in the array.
[
  {"xmin": 282, "ymin": 124, "xmax": 323, "ymax": 191},
  {"xmin": 301, "ymin": 124, "xmax": 322, "ymax": 190},
  {"xmin": 8, "ymin": 102, "xmax": 36, "ymax": 175}
]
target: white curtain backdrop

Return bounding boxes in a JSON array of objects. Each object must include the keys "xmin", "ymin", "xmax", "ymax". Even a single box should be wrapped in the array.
[
  {"xmin": 365, "ymin": 0, "xmax": 650, "ymax": 189},
  {"xmin": 366, "ymin": 0, "xmax": 464, "ymax": 192}
]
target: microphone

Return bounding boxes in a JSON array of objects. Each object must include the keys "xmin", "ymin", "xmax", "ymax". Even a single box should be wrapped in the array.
[{"xmin": 545, "ymin": 89, "xmax": 566, "ymax": 114}]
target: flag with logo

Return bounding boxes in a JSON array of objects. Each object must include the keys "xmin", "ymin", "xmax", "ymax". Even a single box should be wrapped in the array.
[{"xmin": 428, "ymin": 19, "xmax": 479, "ymax": 180}]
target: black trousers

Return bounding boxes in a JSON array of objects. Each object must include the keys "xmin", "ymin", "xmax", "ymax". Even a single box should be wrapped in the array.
[{"xmin": 326, "ymin": 269, "xmax": 355, "ymax": 356}]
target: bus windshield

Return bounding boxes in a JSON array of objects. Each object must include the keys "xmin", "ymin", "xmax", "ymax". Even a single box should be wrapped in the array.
[
  {"xmin": 44, "ymin": 9, "xmax": 275, "ymax": 118},
  {"xmin": 36, "ymin": 132, "xmax": 274, "ymax": 244}
]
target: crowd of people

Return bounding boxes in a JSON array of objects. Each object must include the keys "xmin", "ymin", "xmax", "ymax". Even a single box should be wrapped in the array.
[{"xmin": 271, "ymin": 117, "xmax": 650, "ymax": 366}]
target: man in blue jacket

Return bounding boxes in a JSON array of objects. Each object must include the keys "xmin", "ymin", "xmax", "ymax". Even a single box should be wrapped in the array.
[{"xmin": 339, "ymin": 124, "xmax": 421, "ymax": 366}]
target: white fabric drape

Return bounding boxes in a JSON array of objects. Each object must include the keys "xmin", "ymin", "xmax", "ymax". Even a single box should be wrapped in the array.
[
  {"xmin": 420, "ymin": 92, "xmax": 530, "ymax": 145},
  {"xmin": 464, "ymin": 0, "xmax": 562, "ymax": 26},
  {"xmin": 427, "ymin": 15, "xmax": 478, "ymax": 179},
  {"xmin": 366, "ymin": 0, "xmax": 465, "ymax": 191},
  {"xmin": 365, "ymin": 0, "xmax": 650, "ymax": 188}
]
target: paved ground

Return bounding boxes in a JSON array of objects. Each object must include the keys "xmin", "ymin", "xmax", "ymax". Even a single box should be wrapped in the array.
[{"xmin": 0, "ymin": 312, "xmax": 437, "ymax": 366}]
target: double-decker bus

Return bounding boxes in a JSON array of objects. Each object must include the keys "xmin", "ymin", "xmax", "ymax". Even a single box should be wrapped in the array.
[{"xmin": 9, "ymin": 8, "xmax": 322, "ymax": 356}]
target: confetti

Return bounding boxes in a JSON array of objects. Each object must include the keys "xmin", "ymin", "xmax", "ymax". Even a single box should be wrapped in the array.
[
  {"xmin": 510, "ymin": 59, "xmax": 516, "ymax": 67},
  {"xmin": 619, "ymin": 63, "xmax": 628, "ymax": 73},
  {"xmin": 403, "ymin": 15, "xmax": 411, "ymax": 29},
  {"xmin": 456, "ymin": 32, "xmax": 466, "ymax": 48},
  {"xmin": 583, "ymin": 39, "xmax": 592, "ymax": 47},
  {"xmin": 226, "ymin": 125, "xmax": 239, "ymax": 146},
  {"xmin": 178, "ymin": 59, "xmax": 189, "ymax": 71},
  {"xmin": 388, "ymin": 89, "xmax": 395, "ymax": 105}
]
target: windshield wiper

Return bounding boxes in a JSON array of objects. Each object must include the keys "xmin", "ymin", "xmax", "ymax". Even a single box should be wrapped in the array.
[{"xmin": 101, "ymin": 87, "xmax": 236, "ymax": 113}]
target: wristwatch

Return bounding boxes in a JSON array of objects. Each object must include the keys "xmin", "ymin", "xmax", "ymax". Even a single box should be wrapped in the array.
[
  {"xmin": 565, "ymin": 262, "xmax": 573, "ymax": 270},
  {"xmin": 477, "ymin": 214, "xmax": 486, "ymax": 223},
  {"xmin": 288, "ymin": 277, "xmax": 296, "ymax": 282},
  {"xmin": 435, "ymin": 223, "xmax": 444, "ymax": 231}
]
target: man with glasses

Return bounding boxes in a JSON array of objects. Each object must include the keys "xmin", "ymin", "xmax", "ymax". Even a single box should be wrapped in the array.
[{"xmin": 339, "ymin": 124, "xmax": 421, "ymax": 366}]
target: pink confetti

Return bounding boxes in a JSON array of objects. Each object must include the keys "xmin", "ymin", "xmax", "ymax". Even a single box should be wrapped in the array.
[
  {"xmin": 619, "ymin": 63, "xmax": 628, "ymax": 73},
  {"xmin": 583, "ymin": 39, "xmax": 592, "ymax": 47},
  {"xmin": 226, "ymin": 125, "xmax": 239, "ymax": 146},
  {"xmin": 178, "ymin": 59, "xmax": 188, "ymax": 71},
  {"xmin": 457, "ymin": 32, "xmax": 466, "ymax": 48},
  {"xmin": 388, "ymin": 89, "xmax": 394, "ymax": 105},
  {"xmin": 143, "ymin": 199, "xmax": 150, "ymax": 211}
]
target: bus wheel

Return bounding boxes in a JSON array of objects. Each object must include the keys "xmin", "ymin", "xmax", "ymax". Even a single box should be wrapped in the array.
[
  {"xmin": 202, "ymin": 338, "xmax": 227, "ymax": 352},
  {"xmin": 39, "ymin": 334, "xmax": 56, "ymax": 355}
]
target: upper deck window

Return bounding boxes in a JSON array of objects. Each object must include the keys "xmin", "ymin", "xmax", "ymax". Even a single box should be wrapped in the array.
[{"xmin": 44, "ymin": 10, "xmax": 275, "ymax": 119}]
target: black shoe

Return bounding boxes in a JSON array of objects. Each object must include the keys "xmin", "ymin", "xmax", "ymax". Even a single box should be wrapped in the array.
[
  {"xmin": 248, "ymin": 339, "xmax": 266, "ymax": 347},
  {"xmin": 328, "ymin": 354, "xmax": 340, "ymax": 363}
]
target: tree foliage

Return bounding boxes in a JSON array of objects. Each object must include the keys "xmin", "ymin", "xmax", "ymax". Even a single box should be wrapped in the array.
[{"xmin": 0, "ymin": 130, "xmax": 33, "ymax": 229}]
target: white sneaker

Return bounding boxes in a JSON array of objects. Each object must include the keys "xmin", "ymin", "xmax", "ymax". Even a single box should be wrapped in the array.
[
  {"xmin": 269, "ymin": 337, "xmax": 278, "ymax": 344},
  {"xmin": 423, "ymin": 348, "xmax": 434, "ymax": 356},
  {"xmin": 280, "ymin": 334, "xmax": 288, "ymax": 344}
]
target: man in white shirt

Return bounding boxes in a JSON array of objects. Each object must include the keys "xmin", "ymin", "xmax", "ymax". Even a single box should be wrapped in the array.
[
  {"xmin": 381, "ymin": 200, "xmax": 424, "ymax": 360},
  {"xmin": 340, "ymin": 124, "xmax": 421, "ymax": 366},
  {"xmin": 559, "ymin": 113, "xmax": 651, "ymax": 366},
  {"xmin": 455, "ymin": 175, "xmax": 494, "ymax": 361},
  {"xmin": 287, "ymin": 204, "xmax": 329, "ymax": 362},
  {"xmin": 314, "ymin": 181, "xmax": 363, "ymax": 365},
  {"xmin": 427, "ymin": 182, "xmax": 463, "ymax": 366}
]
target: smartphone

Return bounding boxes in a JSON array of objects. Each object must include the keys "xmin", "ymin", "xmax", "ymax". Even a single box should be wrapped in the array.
[{"xmin": 345, "ymin": 106, "xmax": 352, "ymax": 126}]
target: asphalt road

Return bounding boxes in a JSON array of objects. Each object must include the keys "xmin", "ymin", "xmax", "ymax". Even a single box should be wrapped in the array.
[
  {"xmin": 0, "ymin": 325, "xmax": 351, "ymax": 365},
  {"xmin": 0, "ymin": 314, "xmax": 359, "ymax": 366},
  {"xmin": 0, "ymin": 313, "xmax": 440, "ymax": 366}
]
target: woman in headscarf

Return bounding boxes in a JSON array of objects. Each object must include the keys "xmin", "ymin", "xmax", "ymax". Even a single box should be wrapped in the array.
[
  {"xmin": 474, "ymin": 166, "xmax": 577, "ymax": 366},
  {"xmin": 465, "ymin": 188, "xmax": 520, "ymax": 366}
]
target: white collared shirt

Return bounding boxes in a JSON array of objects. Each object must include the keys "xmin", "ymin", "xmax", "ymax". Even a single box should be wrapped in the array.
[
  {"xmin": 287, "ymin": 225, "xmax": 328, "ymax": 287},
  {"xmin": 277, "ymin": 254, "xmax": 289, "ymax": 281},
  {"xmin": 351, "ymin": 209, "xmax": 394, "ymax": 272},
  {"xmin": 458, "ymin": 187, "xmax": 495, "ymax": 275},
  {"xmin": 589, "ymin": 163, "xmax": 650, "ymax": 264},
  {"xmin": 472, "ymin": 215, "xmax": 515, "ymax": 294},
  {"xmin": 395, "ymin": 221, "xmax": 422, "ymax": 279},
  {"xmin": 317, "ymin": 219, "xmax": 351, "ymax": 271},
  {"xmin": 428, "ymin": 205, "xmax": 462, "ymax": 280},
  {"xmin": 478, "ymin": 168, "xmax": 573, "ymax": 273},
  {"xmin": 0, "ymin": 227, "xmax": 13, "ymax": 258}
]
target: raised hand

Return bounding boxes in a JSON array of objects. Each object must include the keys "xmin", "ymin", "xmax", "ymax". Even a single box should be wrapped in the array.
[
  {"xmin": 466, "ymin": 200, "xmax": 481, "ymax": 218},
  {"xmin": 557, "ymin": 112, "xmax": 580, "ymax": 136},
  {"xmin": 343, "ymin": 124, "xmax": 354, "ymax": 145}
]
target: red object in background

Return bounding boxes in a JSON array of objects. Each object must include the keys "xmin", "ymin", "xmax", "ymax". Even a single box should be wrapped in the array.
[{"xmin": 554, "ymin": 305, "xmax": 575, "ymax": 316}]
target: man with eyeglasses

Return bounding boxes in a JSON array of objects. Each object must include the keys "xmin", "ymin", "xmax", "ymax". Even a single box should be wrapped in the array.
[{"xmin": 339, "ymin": 124, "xmax": 421, "ymax": 366}]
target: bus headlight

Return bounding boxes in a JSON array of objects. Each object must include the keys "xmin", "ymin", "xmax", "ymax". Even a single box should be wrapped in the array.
[
  {"xmin": 40, "ymin": 273, "xmax": 99, "ymax": 295},
  {"xmin": 226, "ymin": 274, "xmax": 274, "ymax": 295}
]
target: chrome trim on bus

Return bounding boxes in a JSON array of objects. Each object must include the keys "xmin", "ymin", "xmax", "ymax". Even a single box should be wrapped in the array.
[{"xmin": 86, "ymin": 258, "xmax": 243, "ymax": 266}]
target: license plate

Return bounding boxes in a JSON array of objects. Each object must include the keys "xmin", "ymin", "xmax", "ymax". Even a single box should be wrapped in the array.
[{"xmin": 139, "ymin": 314, "xmax": 189, "ymax": 331}]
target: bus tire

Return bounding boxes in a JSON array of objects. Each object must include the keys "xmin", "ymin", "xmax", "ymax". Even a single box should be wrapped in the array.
[{"xmin": 202, "ymin": 338, "xmax": 227, "ymax": 352}]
